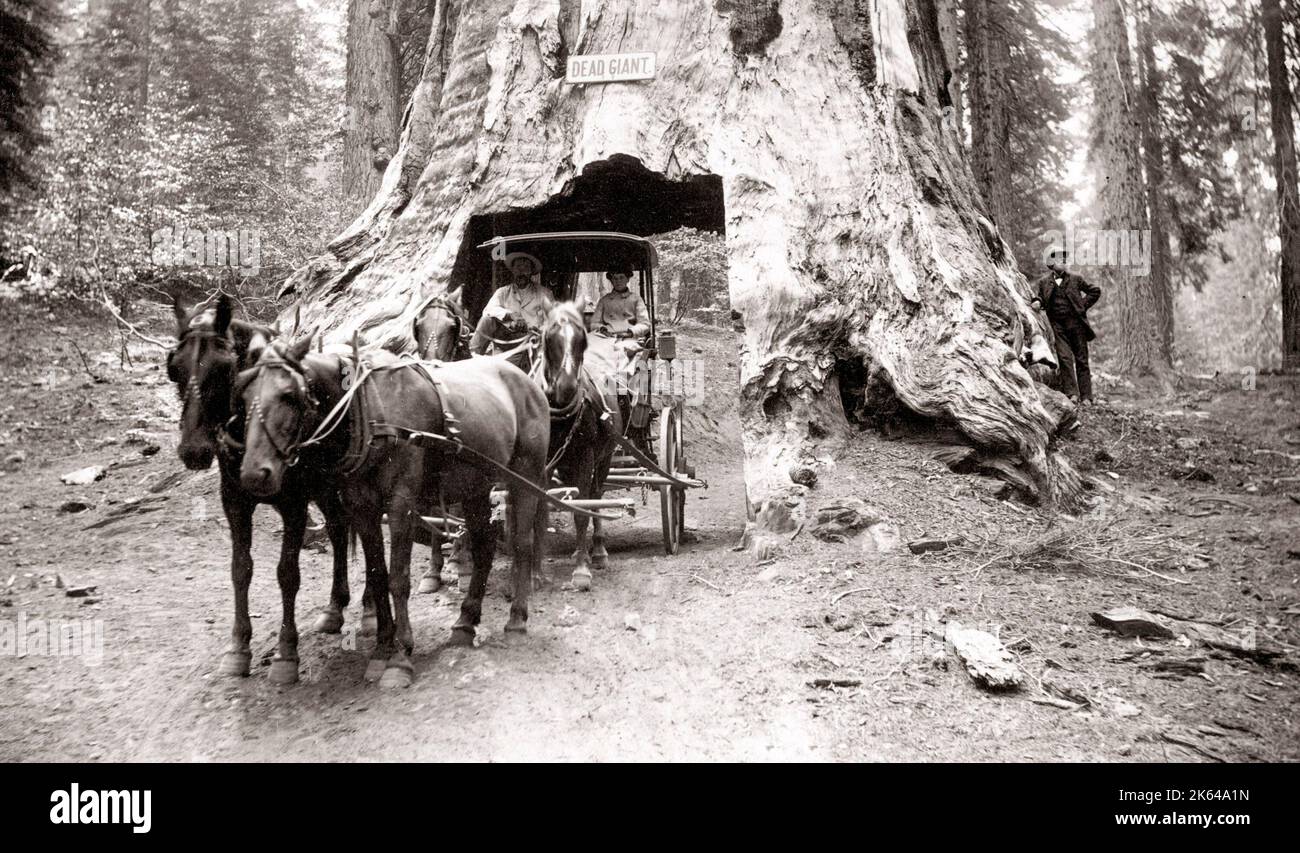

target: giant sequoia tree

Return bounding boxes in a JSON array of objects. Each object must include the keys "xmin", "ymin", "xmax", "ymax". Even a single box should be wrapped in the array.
[
  {"xmin": 283, "ymin": 0, "xmax": 1081, "ymax": 539},
  {"xmin": 1262, "ymin": 0, "xmax": 1300, "ymax": 371},
  {"xmin": 1089, "ymin": 0, "xmax": 1163, "ymax": 374}
]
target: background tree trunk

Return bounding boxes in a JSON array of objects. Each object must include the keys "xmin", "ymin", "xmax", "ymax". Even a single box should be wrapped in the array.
[
  {"xmin": 343, "ymin": 0, "xmax": 402, "ymax": 219},
  {"xmin": 284, "ymin": 0, "xmax": 1081, "ymax": 536},
  {"xmin": 1263, "ymin": 0, "xmax": 1300, "ymax": 371},
  {"xmin": 1090, "ymin": 0, "xmax": 1162, "ymax": 374},
  {"xmin": 965, "ymin": 0, "xmax": 1013, "ymax": 229},
  {"xmin": 1137, "ymin": 0, "xmax": 1173, "ymax": 363}
]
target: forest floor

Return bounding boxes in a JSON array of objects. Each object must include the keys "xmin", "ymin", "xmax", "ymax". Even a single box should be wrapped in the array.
[{"xmin": 0, "ymin": 300, "xmax": 1297, "ymax": 762}]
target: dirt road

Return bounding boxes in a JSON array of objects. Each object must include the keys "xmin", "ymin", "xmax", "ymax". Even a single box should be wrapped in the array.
[{"xmin": 1, "ymin": 304, "xmax": 1297, "ymax": 761}]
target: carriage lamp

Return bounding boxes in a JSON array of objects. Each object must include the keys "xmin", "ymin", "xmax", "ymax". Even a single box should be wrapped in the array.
[{"xmin": 655, "ymin": 329, "xmax": 676, "ymax": 361}]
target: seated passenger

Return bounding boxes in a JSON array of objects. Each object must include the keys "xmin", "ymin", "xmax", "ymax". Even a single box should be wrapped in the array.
[
  {"xmin": 470, "ymin": 252, "xmax": 555, "ymax": 356},
  {"xmin": 590, "ymin": 265, "xmax": 649, "ymax": 342}
]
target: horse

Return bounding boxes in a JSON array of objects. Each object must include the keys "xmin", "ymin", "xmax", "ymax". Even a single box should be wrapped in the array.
[
  {"xmin": 536, "ymin": 303, "xmax": 621, "ymax": 591},
  {"xmin": 236, "ymin": 338, "xmax": 551, "ymax": 689},
  {"xmin": 411, "ymin": 287, "xmax": 472, "ymax": 594},
  {"xmin": 166, "ymin": 295, "xmax": 373, "ymax": 685},
  {"xmin": 412, "ymin": 286, "xmax": 471, "ymax": 363}
]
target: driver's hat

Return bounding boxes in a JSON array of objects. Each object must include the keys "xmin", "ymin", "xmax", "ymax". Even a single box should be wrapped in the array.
[{"xmin": 504, "ymin": 252, "xmax": 542, "ymax": 275}]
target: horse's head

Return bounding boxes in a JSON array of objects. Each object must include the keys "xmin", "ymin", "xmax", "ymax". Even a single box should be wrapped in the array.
[
  {"xmin": 167, "ymin": 294, "xmax": 242, "ymax": 469},
  {"xmin": 540, "ymin": 302, "xmax": 587, "ymax": 411},
  {"xmin": 413, "ymin": 287, "xmax": 469, "ymax": 362},
  {"xmin": 236, "ymin": 334, "xmax": 317, "ymax": 497}
]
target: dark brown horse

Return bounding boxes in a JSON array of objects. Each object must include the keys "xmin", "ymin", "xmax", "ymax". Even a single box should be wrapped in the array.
[
  {"xmin": 412, "ymin": 287, "xmax": 471, "ymax": 363},
  {"xmin": 167, "ymin": 295, "xmax": 371, "ymax": 685},
  {"xmin": 537, "ymin": 303, "xmax": 621, "ymax": 590},
  {"xmin": 411, "ymin": 287, "xmax": 471, "ymax": 593},
  {"xmin": 237, "ymin": 341, "xmax": 550, "ymax": 688}
]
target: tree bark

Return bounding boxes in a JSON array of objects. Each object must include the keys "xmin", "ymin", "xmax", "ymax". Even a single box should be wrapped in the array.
[
  {"xmin": 343, "ymin": 0, "xmax": 402, "ymax": 220},
  {"xmin": 1263, "ymin": 0, "xmax": 1300, "ymax": 371},
  {"xmin": 285, "ymin": 0, "xmax": 1082, "ymax": 536},
  {"xmin": 1090, "ymin": 0, "xmax": 1161, "ymax": 374},
  {"xmin": 1136, "ymin": 0, "xmax": 1173, "ymax": 363},
  {"xmin": 965, "ymin": 0, "xmax": 1013, "ymax": 229},
  {"xmin": 935, "ymin": 0, "xmax": 963, "ymax": 136}
]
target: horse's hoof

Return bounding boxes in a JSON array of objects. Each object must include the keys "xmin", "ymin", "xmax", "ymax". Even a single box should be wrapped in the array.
[
  {"xmin": 363, "ymin": 658, "xmax": 387, "ymax": 682},
  {"xmin": 379, "ymin": 665, "xmax": 413, "ymax": 690},
  {"xmin": 592, "ymin": 555, "xmax": 609, "ymax": 571},
  {"xmin": 218, "ymin": 651, "xmax": 251, "ymax": 677},
  {"xmin": 360, "ymin": 613, "xmax": 378, "ymax": 637},
  {"xmin": 313, "ymin": 609, "xmax": 344, "ymax": 634},
  {"xmin": 504, "ymin": 620, "xmax": 527, "ymax": 635},
  {"xmin": 448, "ymin": 627, "xmax": 475, "ymax": 647},
  {"xmin": 572, "ymin": 569, "xmax": 592, "ymax": 592},
  {"xmin": 268, "ymin": 657, "xmax": 299, "ymax": 685},
  {"xmin": 417, "ymin": 575, "xmax": 441, "ymax": 594}
]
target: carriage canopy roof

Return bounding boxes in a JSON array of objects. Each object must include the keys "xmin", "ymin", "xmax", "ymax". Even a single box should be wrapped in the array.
[{"xmin": 476, "ymin": 231, "xmax": 657, "ymax": 275}]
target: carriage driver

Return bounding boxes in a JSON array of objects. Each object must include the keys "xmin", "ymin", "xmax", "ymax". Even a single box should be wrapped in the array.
[
  {"xmin": 469, "ymin": 252, "xmax": 555, "ymax": 356},
  {"xmin": 590, "ymin": 263, "xmax": 649, "ymax": 342}
]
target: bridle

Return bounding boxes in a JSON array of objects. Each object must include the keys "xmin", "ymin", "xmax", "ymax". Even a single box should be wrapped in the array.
[
  {"xmin": 170, "ymin": 328, "xmax": 232, "ymax": 424},
  {"xmin": 414, "ymin": 293, "xmax": 472, "ymax": 361},
  {"xmin": 235, "ymin": 345, "xmax": 319, "ymax": 468},
  {"xmin": 537, "ymin": 309, "xmax": 587, "ymax": 420}
]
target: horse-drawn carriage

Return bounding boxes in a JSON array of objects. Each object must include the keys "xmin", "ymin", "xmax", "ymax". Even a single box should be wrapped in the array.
[
  {"xmin": 473, "ymin": 231, "xmax": 704, "ymax": 554},
  {"xmin": 165, "ymin": 232, "xmax": 707, "ymax": 686}
]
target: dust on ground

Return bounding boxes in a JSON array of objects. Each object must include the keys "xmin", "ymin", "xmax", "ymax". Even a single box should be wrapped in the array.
[{"xmin": 0, "ymin": 302, "xmax": 1296, "ymax": 761}]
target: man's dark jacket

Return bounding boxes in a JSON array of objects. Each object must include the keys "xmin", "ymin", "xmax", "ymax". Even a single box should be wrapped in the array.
[{"xmin": 1036, "ymin": 271, "xmax": 1102, "ymax": 340}]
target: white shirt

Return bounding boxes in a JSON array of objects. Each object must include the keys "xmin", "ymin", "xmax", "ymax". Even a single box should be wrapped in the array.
[
  {"xmin": 483, "ymin": 282, "xmax": 555, "ymax": 328},
  {"xmin": 591, "ymin": 288, "xmax": 649, "ymax": 336}
]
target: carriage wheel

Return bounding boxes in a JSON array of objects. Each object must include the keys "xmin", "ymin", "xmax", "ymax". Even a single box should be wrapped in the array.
[{"xmin": 659, "ymin": 407, "xmax": 686, "ymax": 555}]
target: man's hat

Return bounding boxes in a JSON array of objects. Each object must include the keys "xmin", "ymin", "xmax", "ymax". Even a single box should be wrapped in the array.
[{"xmin": 504, "ymin": 252, "xmax": 542, "ymax": 275}]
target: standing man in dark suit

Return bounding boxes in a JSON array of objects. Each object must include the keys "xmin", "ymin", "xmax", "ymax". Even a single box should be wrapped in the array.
[{"xmin": 1031, "ymin": 250, "xmax": 1102, "ymax": 403}]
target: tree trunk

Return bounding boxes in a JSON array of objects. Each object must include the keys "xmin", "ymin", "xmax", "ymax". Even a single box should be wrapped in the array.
[
  {"xmin": 1263, "ymin": 0, "xmax": 1300, "ymax": 371},
  {"xmin": 343, "ymin": 0, "xmax": 402, "ymax": 220},
  {"xmin": 965, "ymin": 0, "xmax": 1013, "ymax": 229},
  {"xmin": 935, "ymin": 0, "xmax": 963, "ymax": 137},
  {"xmin": 1090, "ymin": 0, "xmax": 1161, "ymax": 374},
  {"xmin": 1136, "ymin": 0, "xmax": 1173, "ymax": 363},
  {"xmin": 284, "ymin": 0, "xmax": 1081, "ymax": 538}
]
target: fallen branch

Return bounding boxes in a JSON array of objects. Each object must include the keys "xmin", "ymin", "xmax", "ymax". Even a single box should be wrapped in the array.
[
  {"xmin": 689, "ymin": 573, "xmax": 729, "ymax": 595},
  {"xmin": 68, "ymin": 341, "xmax": 107, "ymax": 384},
  {"xmin": 97, "ymin": 287, "xmax": 172, "ymax": 350},
  {"xmin": 831, "ymin": 586, "xmax": 874, "ymax": 605},
  {"xmin": 1160, "ymin": 730, "xmax": 1226, "ymax": 763}
]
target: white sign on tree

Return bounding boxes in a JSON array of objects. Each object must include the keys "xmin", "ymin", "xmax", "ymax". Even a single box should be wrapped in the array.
[{"xmin": 565, "ymin": 52, "xmax": 657, "ymax": 85}]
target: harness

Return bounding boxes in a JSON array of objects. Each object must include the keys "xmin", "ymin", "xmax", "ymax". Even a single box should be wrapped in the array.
[
  {"xmin": 170, "ymin": 328, "xmax": 227, "ymax": 413},
  {"xmin": 233, "ymin": 347, "xmax": 320, "ymax": 468},
  {"xmin": 412, "ymin": 292, "xmax": 472, "ymax": 361}
]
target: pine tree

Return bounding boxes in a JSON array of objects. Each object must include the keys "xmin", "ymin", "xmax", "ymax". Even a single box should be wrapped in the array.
[{"xmin": 964, "ymin": 0, "xmax": 1073, "ymax": 273}]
